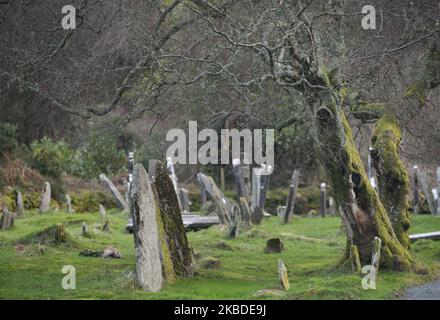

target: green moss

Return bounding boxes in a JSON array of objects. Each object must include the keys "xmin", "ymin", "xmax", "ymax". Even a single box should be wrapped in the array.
[
  {"xmin": 350, "ymin": 101, "xmax": 385, "ymax": 121},
  {"xmin": 70, "ymin": 190, "xmax": 115, "ymax": 213},
  {"xmin": 371, "ymin": 114, "xmax": 411, "ymax": 249}
]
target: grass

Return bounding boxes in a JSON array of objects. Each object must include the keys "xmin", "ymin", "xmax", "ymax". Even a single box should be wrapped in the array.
[{"xmin": 1, "ymin": 210, "xmax": 440, "ymax": 300}]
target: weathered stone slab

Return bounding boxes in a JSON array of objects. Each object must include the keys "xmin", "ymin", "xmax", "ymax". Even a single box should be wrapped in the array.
[
  {"xmin": 16, "ymin": 191, "xmax": 24, "ymax": 217},
  {"xmin": 410, "ymin": 231, "xmax": 440, "ymax": 242},
  {"xmin": 283, "ymin": 170, "xmax": 299, "ymax": 223},
  {"xmin": 278, "ymin": 259, "xmax": 290, "ymax": 290},
  {"xmin": 0, "ymin": 207, "xmax": 15, "ymax": 230},
  {"xmin": 39, "ymin": 181, "xmax": 51, "ymax": 213},
  {"xmin": 130, "ymin": 164, "xmax": 165, "ymax": 292},
  {"xmin": 99, "ymin": 173, "xmax": 129, "ymax": 212},
  {"xmin": 251, "ymin": 206, "xmax": 264, "ymax": 225},
  {"xmin": 152, "ymin": 161, "xmax": 196, "ymax": 278},
  {"xmin": 65, "ymin": 194, "xmax": 73, "ymax": 213},
  {"xmin": 264, "ymin": 238, "xmax": 284, "ymax": 253},
  {"xmin": 99, "ymin": 204, "xmax": 106, "ymax": 220}
]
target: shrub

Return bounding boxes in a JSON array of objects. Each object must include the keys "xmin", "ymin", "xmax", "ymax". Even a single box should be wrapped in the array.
[
  {"xmin": 31, "ymin": 138, "xmax": 72, "ymax": 178},
  {"xmin": 70, "ymin": 190, "xmax": 116, "ymax": 213},
  {"xmin": 68, "ymin": 133, "xmax": 126, "ymax": 179},
  {"xmin": 0, "ymin": 123, "xmax": 18, "ymax": 155}
]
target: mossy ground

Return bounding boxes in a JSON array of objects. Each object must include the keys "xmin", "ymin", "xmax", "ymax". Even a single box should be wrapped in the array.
[{"xmin": 1, "ymin": 210, "xmax": 440, "ymax": 300}]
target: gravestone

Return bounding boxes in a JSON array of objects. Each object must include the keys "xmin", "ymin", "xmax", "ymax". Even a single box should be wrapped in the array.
[
  {"xmin": 239, "ymin": 197, "xmax": 251, "ymax": 228},
  {"xmin": 16, "ymin": 191, "xmax": 24, "ymax": 217},
  {"xmin": 264, "ymin": 238, "xmax": 284, "ymax": 253},
  {"xmin": 432, "ymin": 189, "xmax": 440, "ymax": 215},
  {"xmin": 227, "ymin": 205, "xmax": 240, "ymax": 239},
  {"xmin": 197, "ymin": 174, "xmax": 207, "ymax": 206},
  {"xmin": 151, "ymin": 161, "xmax": 196, "ymax": 277},
  {"xmin": 99, "ymin": 204, "xmax": 106, "ymax": 220},
  {"xmin": 371, "ymin": 237, "xmax": 382, "ymax": 274},
  {"xmin": 178, "ymin": 188, "xmax": 191, "ymax": 214},
  {"xmin": 130, "ymin": 163, "xmax": 166, "ymax": 292},
  {"xmin": 259, "ymin": 171, "xmax": 271, "ymax": 210},
  {"xmin": 65, "ymin": 194, "xmax": 73, "ymax": 213},
  {"xmin": 320, "ymin": 182, "xmax": 327, "ymax": 218},
  {"xmin": 39, "ymin": 182, "xmax": 51, "ymax": 213},
  {"xmin": 99, "ymin": 173, "xmax": 129, "ymax": 212},
  {"xmin": 0, "ymin": 207, "xmax": 15, "ymax": 230},
  {"xmin": 328, "ymin": 196, "xmax": 336, "ymax": 216},
  {"xmin": 413, "ymin": 166, "xmax": 419, "ymax": 214},
  {"xmin": 232, "ymin": 159, "xmax": 249, "ymax": 203},
  {"xmin": 82, "ymin": 222, "xmax": 89, "ymax": 235},
  {"xmin": 251, "ymin": 168, "xmax": 261, "ymax": 211},
  {"xmin": 102, "ymin": 220, "xmax": 110, "ymax": 232},
  {"xmin": 166, "ymin": 157, "xmax": 182, "ymax": 211},
  {"xmin": 251, "ymin": 206, "xmax": 264, "ymax": 225},
  {"xmin": 283, "ymin": 170, "xmax": 299, "ymax": 223},
  {"xmin": 198, "ymin": 173, "xmax": 232, "ymax": 224},
  {"xmin": 414, "ymin": 167, "xmax": 436, "ymax": 215},
  {"xmin": 278, "ymin": 259, "xmax": 290, "ymax": 290}
]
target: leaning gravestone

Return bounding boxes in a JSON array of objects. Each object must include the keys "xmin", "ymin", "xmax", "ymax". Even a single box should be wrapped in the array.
[
  {"xmin": 278, "ymin": 259, "xmax": 290, "ymax": 290},
  {"xmin": 152, "ymin": 161, "xmax": 196, "ymax": 277},
  {"xmin": 130, "ymin": 164, "xmax": 167, "ymax": 292},
  {"xmin": 283, "ymin": 170, "xmax": 299, "ymax": 223},
  {"xmin": 39, "ymin": 181, "xmax": 51, "ymax": 213},
  {"xmin": 16, "ymin": 190, "xmax": 24, "ymax": 217},
  {"xmin": 99, "ymin": 173, "xmax": 129, "ymax": 212},
  {"xmin": 239, "ymin": 197, "xmax": 251, "ymax": 228},
  {"xmin": 414, "ymin": 167, "xmax": 436, "ymax": 215},
  {"xmin": 0, "ymin": 207, "xmax": 15, "ymax": 230}
]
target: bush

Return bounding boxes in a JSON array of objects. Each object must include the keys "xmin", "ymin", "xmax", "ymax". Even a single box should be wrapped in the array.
[
  {"xmin": 0, "ymin": 123, "xmax": 18, "ymax": 155},
  {"xmin": 68, "ymin": 133, "xmax": 126, "ymax": 179},
  {"xmin": 31, "ymin": 138, "xmax": 72, "ymax": 178},
  {"xmin": 70, "ymin": 190, "xmax": 116, "ymax": 212}
]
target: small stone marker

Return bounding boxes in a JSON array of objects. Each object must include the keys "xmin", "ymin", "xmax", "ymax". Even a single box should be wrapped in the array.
[
  {"xmin": 82, "ymin": 222, "xmax": 89, "ymax": 236},
  {"xmin": 251, "ymin": 206, "xmax": 264, "ymax": 225},
  {"xmin": 283, "ymin": 170, "xmax": 299, "ymax": 223},
  {"xmin": 371, "ymin": 237, "xmax": 382, "ymax": 274},
  {"xmin": 99, "ymin": 204, "xmax": 106, "ymax": 220},
  {"xmin": 278, "ymin": 259, "xmax": 290, "ymax": 290},
  {"xmin": 99, "ymin": 173, "xmax": 129, "ymax": 212},
  {"xmin": 65, "ymin": 194, "xmax": 73, "ymax": 213},
  {"xmin": 16, "ymin": 191, "xmax": 24, "ymax": 217},
  {"xmin": 320, "ymin": 182, "xmax": 327, "ymax": 218},
  {"xmin": 39, "ymin": 181, "xmax": 51, "ymax": 213},
  {"xmin": 0, "ymin": 207, "xmax": 15, "ymax": 230},
  {"xmin": 328, "ymin": 196, "xmax": 336, "ymax": 216},
  {"xmin": 227, "ymin": 205, "xmax": 240, "ymax": 239},
  {"xmin": 102, "ymin": 220, "xmax": 110, "ymax": 232},
  {"xmin": 264, "ymin": 238, "xmax": 285, "ymax": 253}
]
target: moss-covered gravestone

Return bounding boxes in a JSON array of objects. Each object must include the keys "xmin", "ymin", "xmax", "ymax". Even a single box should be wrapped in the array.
[{"xmin": 152, "ymin": 161, "xmax": 196, "ymax": 278}]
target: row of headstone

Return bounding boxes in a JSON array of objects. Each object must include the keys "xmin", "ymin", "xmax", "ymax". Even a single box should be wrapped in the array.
[{"xmin": 413, "ymin": 165, "xmax": 439, "ymax": 215}]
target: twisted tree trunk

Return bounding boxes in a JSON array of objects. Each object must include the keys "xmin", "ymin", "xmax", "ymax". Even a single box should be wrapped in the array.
[
  {"xmin": 315, "ymin": 97, "xmax": 415, "ymax": 271},
  {"xmin": 371, "ymin": 114, "xmax": 411, "ymax": 249}
]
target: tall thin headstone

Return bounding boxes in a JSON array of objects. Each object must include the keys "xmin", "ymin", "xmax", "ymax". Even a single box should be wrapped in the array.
[
  {"xmin": 283, "ymin": 170, "xmax": 299, "ymax": 224},
  {"xmin": 232, "ymin": 159, "xmax": 249, "ymax": 203},
  {"xmin": 16, "ymin": 191, "xmax": 24, "ymax": 217},
  {"xmin": 39, "ymin": 182, "xmax": 51, "ymax": 213},
  {"xmin": 251, "ymin": 168, "xmax": 261, "ymax": 211},
  {"xmin": 99, "ymin": 204, "xmax": 106, "ymax": 220},
  {"xmin": 413, "ymin": 165, "xmax": 419, "ymax": 214},
  {"xmin": 414, "ymin": 166, "xmax": 436, "ymax": 215},
  {"xmin": 65, "ymin": 194, "xmax": 73, "ymax": 213},
  {"xmin": 197, "ymin": 174, "xmax": 207, "ymax": 206},
  {"xmin": 130, "ymin": 164, "xmax": 165, "ymax": 292},
  {"xmin": 320, "ymin": 182, "xmax": 327, "ymax": 218},
  {"xmin": 166, "ymin": 157, "xmax": 182, "ymax": 211}
]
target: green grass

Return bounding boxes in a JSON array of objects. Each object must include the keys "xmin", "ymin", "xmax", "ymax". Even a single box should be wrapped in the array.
[{"xmin": 1, "ymin": 211, "xmax": 440, "ymax": 300}]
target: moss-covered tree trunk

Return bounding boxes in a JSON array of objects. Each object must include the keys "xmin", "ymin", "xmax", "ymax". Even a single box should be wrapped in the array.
[
  {"xmin": 371, "ymin": 114, "xmax": 411, "ymax": 249},
  {"xmin": 314, "ymin": 95, "xmax": 414, "ymax": 271}
]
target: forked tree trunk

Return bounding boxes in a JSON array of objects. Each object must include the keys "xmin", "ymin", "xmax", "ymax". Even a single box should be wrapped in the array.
[
  {"xmin": 315, "ymin": 102, "xmax": 415, "ymax": 271},
  {"xmin": 371, "ymin": 114, "xmax": 411, "ymax": 249}
]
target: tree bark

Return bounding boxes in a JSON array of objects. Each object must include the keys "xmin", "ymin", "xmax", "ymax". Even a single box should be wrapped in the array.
[{"xmin": 371, "ymin": 114, "xmax": 411, "ymax": 249}]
